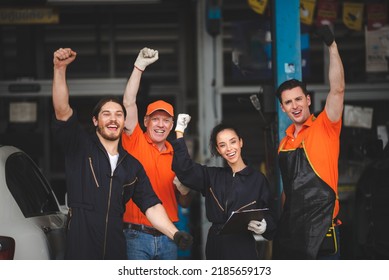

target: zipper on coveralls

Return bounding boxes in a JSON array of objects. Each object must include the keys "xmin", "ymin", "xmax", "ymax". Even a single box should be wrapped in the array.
[
  {"xmin": 123, "ymin": 177, "xmax": 138, "ymax": 188},
  {"xmin": 209, "ymin": 187, "xmax": 225, "ymax": 212},
  {"xmin": 235, "ymin": 200, "xmax": 257, "ymax": 212},
  {"xmin": 89, "ymin": 157, "xmax": 100, "ymax": 187}
]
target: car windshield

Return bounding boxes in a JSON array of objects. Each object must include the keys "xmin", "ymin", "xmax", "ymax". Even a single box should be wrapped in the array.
[{"xmin": 5, "ymin": 152, "xmax": 60, "ymax": 217}]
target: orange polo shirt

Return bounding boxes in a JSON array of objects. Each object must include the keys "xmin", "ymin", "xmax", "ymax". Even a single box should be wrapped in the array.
[
  {"xmin": 122, "ymin": 124, "xmax": 178, "ymax": 226},
  {"xmin": 278, "ymin": 111, "xmax": 342, "ymax": 220}
]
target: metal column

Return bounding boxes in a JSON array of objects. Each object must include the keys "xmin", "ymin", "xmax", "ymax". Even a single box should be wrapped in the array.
[
  {"xmin": 196, "ymin": 0, "xmax": 222, "ymax": 260},
  {"xmin": 272, "ymin": 0, "xmax": 302, "ymax": 197}
]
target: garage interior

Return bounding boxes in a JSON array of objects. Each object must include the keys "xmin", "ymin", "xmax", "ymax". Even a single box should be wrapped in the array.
[{"xmin": 1, "ymin": 0, "xmax": 389, "ymax": 260}]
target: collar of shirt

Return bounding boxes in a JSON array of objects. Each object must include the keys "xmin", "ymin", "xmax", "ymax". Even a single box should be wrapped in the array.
[
  {"xmin": 285, "ymin": 113, "xmax": 316, "ymax": 139},
  {"xmin": 143, "ymin": 132, "xmax": 174, "ymax": 154}
]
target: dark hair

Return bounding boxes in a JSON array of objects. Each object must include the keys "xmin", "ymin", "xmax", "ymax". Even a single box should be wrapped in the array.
[
  {"xmin": 92, "ymin": 96, "xmax": 127, "ymax": 119},
  {"xmin": 275, "ymin": 79, "xmax": 308, "ymax": 103},
  {"xmin": 209, "ymin": 123, "xmax": 242, "ymax": 157}
]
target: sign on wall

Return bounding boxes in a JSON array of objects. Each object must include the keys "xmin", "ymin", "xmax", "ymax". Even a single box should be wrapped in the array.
[{"xmin": 0, "ymin": 8, "xmax": 59, "ymax": 25}]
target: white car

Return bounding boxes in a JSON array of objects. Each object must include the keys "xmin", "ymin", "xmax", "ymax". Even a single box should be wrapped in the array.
[{"xmin": 0, "ymin": 145, "xmax": 67, "ymax": 260}]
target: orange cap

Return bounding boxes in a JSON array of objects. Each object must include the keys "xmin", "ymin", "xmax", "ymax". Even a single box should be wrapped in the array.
[{"xmin": 146, "ymin": 100, "xmax": 174, "ymax": 117}]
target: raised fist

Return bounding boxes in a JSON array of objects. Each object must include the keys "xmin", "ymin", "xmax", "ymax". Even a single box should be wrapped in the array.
[
  {"xmin": 134, "ymin": 47, "xmax": 159, "ymax": 71},
  {"xmin": 315, "ymin": 25, "xmax": 334, "ymax": 46},
  {"xmin": 175, "ymin": 113, "xmax": 191, "ymax": 133},
  {"xmin": 53, "ymin": 48, "xmax": 77, "ymax": 67}
]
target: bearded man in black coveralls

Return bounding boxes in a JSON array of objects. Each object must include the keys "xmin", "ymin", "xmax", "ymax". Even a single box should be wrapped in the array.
[{"xmin": 51, "ymin": 47, "xmax": 192, "ymax": 259}]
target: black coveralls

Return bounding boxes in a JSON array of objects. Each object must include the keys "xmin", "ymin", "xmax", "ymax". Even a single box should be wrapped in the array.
[
  {"xmin": 171, "ymin": 138, "xmax": 276, "ymax": 260},
  {"xmin": 52, "ymin": 112, "xmax": 160, "ymax": 259}
]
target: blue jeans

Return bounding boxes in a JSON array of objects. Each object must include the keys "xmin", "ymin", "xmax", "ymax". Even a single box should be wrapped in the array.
[{"xmin": 124, "ymin": 228, "xmax": 178, "ymax": 260}]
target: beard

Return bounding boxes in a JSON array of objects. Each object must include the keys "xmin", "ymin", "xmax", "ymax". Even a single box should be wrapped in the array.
[{"xmin": 96, "ymin": 122, "xmax": 123, "ymax": 141}]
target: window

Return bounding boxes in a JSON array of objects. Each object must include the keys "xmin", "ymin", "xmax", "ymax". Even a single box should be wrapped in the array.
[{"xmin": 5, "ymin": 152, "xmax": 59, "ymax": 217}]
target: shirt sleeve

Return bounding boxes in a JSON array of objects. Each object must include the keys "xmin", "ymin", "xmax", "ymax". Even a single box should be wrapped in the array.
[
  {"xmin": 171, "ymin": 138, "xmax": 211, "ymax": 194},
  {"xmin": 51, "ymin": 111, "xmax": 85, "ymax": 156},
  {"xmin": 318, "ymin": 109, "xmax": 342, "ymax": 138},
  {"xmin": 130, "ymin": 159, "xmax": 162, "ymax": 214},
  {"xmin": 258, "ymin": 174, "xmax": 277, "ymax": 240},
  {"xmin": 122, "ymin": 123, "xmax": 143, "ymax": 151}
]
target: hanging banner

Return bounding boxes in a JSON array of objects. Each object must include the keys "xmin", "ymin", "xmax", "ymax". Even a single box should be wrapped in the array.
[
  {"xmin": 300, "ymin": 0, "xmax": 316, "ymax": 26},
  {"xmin": 365, "ymin": 26, "xmax": 389, "ymax": 73},
  {"xmin": 367, "ymin": 3, "xmax": 387, "ymax": 31},
  {"xmin": 343, "ymin": 2, "xmax": 364, "ymax": 31},
  {"xmin": 247, "ymin": 0, "xmax": 268, "ymax": 15},
  {"xmin": 0, "ymin": 7, "xmax": 59, "ymax": 25},
  {"xmin": 316, "ymin": 0, "xmax": 339, "ymax": 26}
]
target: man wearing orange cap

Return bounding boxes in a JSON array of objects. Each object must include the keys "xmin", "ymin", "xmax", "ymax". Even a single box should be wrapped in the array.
[{"xmin": 121, "ymin": 47, "xmax": 192, "ymax": 260}]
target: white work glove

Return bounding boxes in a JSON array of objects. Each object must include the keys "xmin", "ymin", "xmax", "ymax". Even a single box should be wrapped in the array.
[
  {"xmin": 175, "ymin": 114, "xmax": 191, "ymax": 133},
  {"xmin": 248, "ymin": 219, "xmax": 267, "ymax": 235},
  {"xmin": 134, "ymin": 47, "xmax": 159, "ymax": 71},
  {"xmin": 173, "ymin": 176, "xmax": 190, "ymax": 196}
]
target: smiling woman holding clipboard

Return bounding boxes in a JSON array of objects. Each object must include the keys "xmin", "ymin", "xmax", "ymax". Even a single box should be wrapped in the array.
[{"xmin": 171, "ymin": 117, "xmax": 277, "ymax": 260}]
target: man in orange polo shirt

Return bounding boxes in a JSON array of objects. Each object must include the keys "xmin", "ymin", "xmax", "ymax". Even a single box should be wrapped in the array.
[
  {"xmin": 273, "ymin": 26, "xmax": 345, "ymax": 259},
  {"xmin": 121, "ymin": 47, "xmax": 192, "ymax": 260}
]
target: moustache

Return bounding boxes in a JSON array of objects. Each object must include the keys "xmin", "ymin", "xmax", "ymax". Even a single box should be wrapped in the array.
[{"xmin": 106, "ymin": 121, "xmax": 120, "ymax": 127}]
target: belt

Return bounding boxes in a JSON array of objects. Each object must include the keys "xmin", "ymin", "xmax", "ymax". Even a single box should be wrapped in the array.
[{"xmin": 123, "ymin": 222, "xmax": 163, "ymax": 236}]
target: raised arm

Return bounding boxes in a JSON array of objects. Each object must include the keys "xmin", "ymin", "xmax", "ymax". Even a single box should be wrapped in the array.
[
  {"xmin": 52, "ymin": 48, "xmax": 77, "ymax": 121},
  {"xmin": 173, "ymin": 114, "xmax": 194, "ymax": 204},
  {"xmin": 325, "ymin": 41, "xmax": 345, "ymax": 122},
  {"xmin": 315, "ymin": 26, "xmax": 345, "ymax": 122},
  {"xmin": 123, "ymin": 47, "xmax": 158, "ymax": 135}
]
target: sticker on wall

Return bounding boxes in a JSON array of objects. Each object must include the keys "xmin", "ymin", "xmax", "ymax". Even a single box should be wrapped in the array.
[{"xmin": 284, "ymin": 63, "xmax": 295, "ymax": 74}]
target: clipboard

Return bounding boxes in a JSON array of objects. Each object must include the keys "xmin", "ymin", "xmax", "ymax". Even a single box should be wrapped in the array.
[{"xmin": 219, "ymin": 208, "xmax": 268, "ymax": 235}]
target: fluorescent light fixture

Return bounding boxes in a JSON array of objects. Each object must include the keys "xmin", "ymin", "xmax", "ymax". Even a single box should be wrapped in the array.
[{"xmin": 47, "ymin": 0, "xmax": 160, "ymax": 4}]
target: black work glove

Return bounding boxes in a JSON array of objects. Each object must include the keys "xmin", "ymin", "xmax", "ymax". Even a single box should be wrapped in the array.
[
  {"xmin": 315, "ymin": 25, "xmax": 335, "ymax": 46},
  {"xmin": 173, "ymin": 231, "xmax": 193, "ymax": 250}
]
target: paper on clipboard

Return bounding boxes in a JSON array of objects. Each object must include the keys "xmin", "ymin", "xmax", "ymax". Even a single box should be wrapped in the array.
[{"xmin": 219, "ymin": 208, "xmax": 268, "ymax": 235}]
